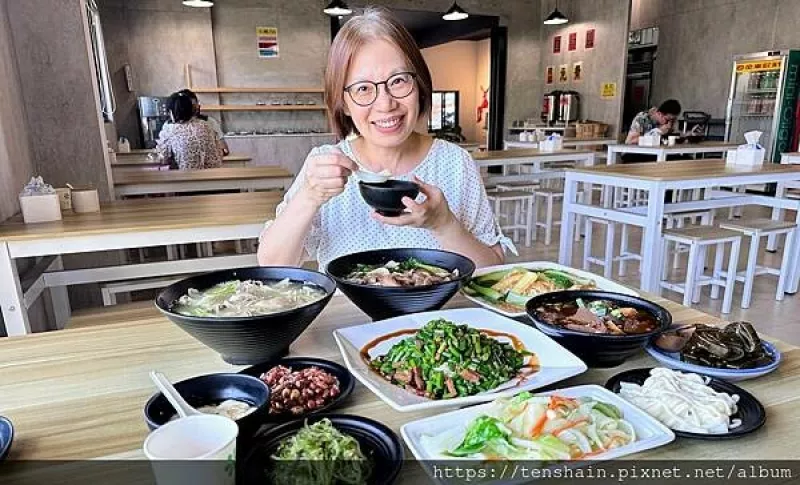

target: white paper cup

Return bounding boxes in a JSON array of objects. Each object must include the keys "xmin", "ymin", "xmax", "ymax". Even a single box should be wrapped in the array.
[
  {"xmin": 143, "ymin": 415, "xmax": 238, "ymax": 485},
  {"xmin": 668, "ymin": 135, "xmax": 679, "ymax": 146}
]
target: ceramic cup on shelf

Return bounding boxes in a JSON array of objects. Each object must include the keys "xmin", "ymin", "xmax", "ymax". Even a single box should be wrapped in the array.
[{"xmin": 143, "ymin": 414, "xmax": 238, "ymax": 485}]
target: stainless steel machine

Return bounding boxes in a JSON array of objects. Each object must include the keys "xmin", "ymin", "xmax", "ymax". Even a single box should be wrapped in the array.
[
  {"xmin": 559, "ymin": 91, "xmax": 581, "ymax": 123},
  {"xmin": 541, "ymin": 90, "xmax": 581, "ymax": 125},
  {"xmin": 138, "ymin": 96, "xmax": 170, "ymax": 148}
]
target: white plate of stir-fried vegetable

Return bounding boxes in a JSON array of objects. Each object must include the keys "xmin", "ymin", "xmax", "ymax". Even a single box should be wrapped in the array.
[
  {"xmin": 401, "ymin": 385, "xmax": 674, "ymax": 484},
  {"xmin": 333, "ymin": 308, "xmax": 587, "ymax": 412},
  {"xmin": 462, "ymin": 262, "xmax": 639, "ymax": 318}
]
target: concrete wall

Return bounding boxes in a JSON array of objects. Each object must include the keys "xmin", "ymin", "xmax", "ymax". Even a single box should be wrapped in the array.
[
  {"xmin": 538, "ymin": 0, "xmax": 631, "ymax": 134},
  {"xmin": 7, "ymin": 0, "xmax": 111, "ymax": 200},
  {"xmin": 0, "ymin": 0, "xmax": 35, "ymax": 222},
  {"xmin": 423, "ymin": 41, "xmax": 480, "ymax": 142},
  {"xmin": 637, "ymin": 0, "xmax": 800, "ymax": 119}
]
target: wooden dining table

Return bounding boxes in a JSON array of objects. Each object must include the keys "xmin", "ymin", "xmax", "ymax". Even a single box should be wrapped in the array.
[
  {"xmin": 1, "ymin": 292, "xmax": 798, "ymax": 484},
  {"xmin": 0, "ymin": 192, "xmax": 282, "ymax": 336},
  {"xmin": 112, "ymin": 166, "xmax": 294, "ymax": 197},
  {"xmin": 606, "ymin": 141, "xmax": 737, "ymax": 164},
  {"xmin": 559, "ymin": 160, "xmax": 800, "ymax": 293}
]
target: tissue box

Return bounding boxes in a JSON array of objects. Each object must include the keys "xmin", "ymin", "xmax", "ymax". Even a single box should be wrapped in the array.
[
  {"xmin": 726, "ymin": 147, "xmax": 765, "ymax": 167},
  {"xmin": 539, "ymin": 139, "xmax": 563, "ymax": 152},
  {"xmin": 638, "ymin": 135, "xmax": 661, "ymax": 147},
  {"xmin": 19, "ymin": 193, "xmax": 62, "ymax": 224}
]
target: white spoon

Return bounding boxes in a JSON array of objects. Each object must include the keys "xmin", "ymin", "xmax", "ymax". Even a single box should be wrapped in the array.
[
  {"xmin": 149, "ymin": 370, "xmax": 201, "ymax": 419},
  {"xmin": 348, "ymin": 155, "xmax": 391, "ymax": 184}
]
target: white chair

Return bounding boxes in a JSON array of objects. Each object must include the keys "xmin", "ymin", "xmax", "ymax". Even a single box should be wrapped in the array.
[
  {"xmin": 582, "ymin": 218, "xmax": 616, "ymax": 279},
  {"xmin": 660, "ymin": 226, "xmax": 742, "ymax": 314},
  {"xmin": 718, "ymin": 218, "xmax": 797, "ymax": 308},
  {"xmin": 487, "ymin": 190, "xmax": 535, "ymax": 247}
]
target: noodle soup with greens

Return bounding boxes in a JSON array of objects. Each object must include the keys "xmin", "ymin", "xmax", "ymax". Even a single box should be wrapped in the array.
[{"xmin": 171, "ymin": 279, "xmax": 327, "ymax": 317}]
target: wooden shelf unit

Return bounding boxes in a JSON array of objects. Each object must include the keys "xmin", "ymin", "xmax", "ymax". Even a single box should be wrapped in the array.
[
  {"xmin": 192, "ymin": 87, "xmax": 324, "ymax": 94},
  {"xmin": 201, "ymin": 104, "xmax": 326, "ymax": 112}
]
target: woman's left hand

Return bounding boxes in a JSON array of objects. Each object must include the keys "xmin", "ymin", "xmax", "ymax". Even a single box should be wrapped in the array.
[{"xmin": 371, "ymin": 176, "xmax": 457, "ymax": 233}]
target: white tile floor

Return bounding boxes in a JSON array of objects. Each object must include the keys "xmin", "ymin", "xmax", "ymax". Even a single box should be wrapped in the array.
[{"xmin": 507, "ymin": 204, "xmax": 800, "ymax": 345}]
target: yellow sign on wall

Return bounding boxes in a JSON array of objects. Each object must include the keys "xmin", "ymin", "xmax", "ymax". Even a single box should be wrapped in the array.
[
  {"xmin": 600, "ymin": 82, "xmax": 617, "ymax": 99},
  {"xmin": 735, "ymin": 60, "xmax": 782, "ymax": 73}
]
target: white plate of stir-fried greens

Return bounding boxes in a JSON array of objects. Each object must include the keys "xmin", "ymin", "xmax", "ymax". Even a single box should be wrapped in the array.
[
  {"xmin": 333, "ymin": 308, "xmax": 587, "ymax": 412},
  {"xmin": 462, "ymin": 262, "xmax": 639, "ymax": 318}
]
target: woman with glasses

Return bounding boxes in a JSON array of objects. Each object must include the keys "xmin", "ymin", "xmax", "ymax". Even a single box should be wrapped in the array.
[{"xmin": 258, "ymin": 8, "xmax": 510, "ymax": 269}]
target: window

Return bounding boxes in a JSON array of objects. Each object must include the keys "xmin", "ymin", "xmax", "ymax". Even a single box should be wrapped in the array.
[
  {"xmin": 429, "ymin": 91, "xmax": 459, "ymax": 131},
  {"xmin": 86, "ymin": 0, "xmax": 115, "ymax": 122}
]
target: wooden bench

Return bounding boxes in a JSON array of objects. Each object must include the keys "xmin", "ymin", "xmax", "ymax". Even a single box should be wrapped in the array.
[{"xmin": 67, "ymin": 301, "xmax": 161, "ymax": 330}]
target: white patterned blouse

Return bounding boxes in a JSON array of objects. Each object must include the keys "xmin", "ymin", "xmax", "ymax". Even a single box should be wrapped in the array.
[{"xmin": 262, "ymin": 138, "xmax": 515, "ymax": 269}]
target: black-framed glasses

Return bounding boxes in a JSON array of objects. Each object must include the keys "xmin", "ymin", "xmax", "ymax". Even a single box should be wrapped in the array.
[{"xmin": 344, "ymin": 72, "xmax": 416, "ymax": 107}]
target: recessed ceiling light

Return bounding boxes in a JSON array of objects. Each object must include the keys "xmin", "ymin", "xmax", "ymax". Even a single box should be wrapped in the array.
[
  {"xmin": 323, "ymin": 0, "xmax": 352, "ymax": 16},
  {"xmin": 183, "ymin": 0, "xmax": 214, "ymax": 7}
]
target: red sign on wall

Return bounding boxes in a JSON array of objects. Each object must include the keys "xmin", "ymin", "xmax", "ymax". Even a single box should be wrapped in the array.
[
  {"xmin": 568, "ymin": 32, "xmax": 577, "ymax": 51},
  {"xmin": 585, "ymin": 28, "xmax": 596, "ymax": 49},
  {"xmin": 553, "ymin": 35, "xmax": 561, "ymax": 54}
]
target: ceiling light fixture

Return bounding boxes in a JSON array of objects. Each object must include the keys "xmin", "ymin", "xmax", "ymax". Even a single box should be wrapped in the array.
[
  {"xmin": 543, "ymin": 2, "xmax": 568, "ymax": 25},
  {"xmin": 182, "ymin": 0, "xmax": 214, "ymax": 7},
  {"xmin": 323, "ymin": 0, "xmax": 352, "ymax": 16},
  {"xmin": 442, "ymin": 2, "xmax": 469, "ymax": 21}
]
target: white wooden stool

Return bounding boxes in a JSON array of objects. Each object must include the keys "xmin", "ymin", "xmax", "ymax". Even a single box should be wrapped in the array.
[
  {"xmin": 532, "ymin": 187, "xmax": 563, "ymax": 245},
  {"xmin": 487, "ymin": 190, "xmax": 535, "ymax": 247},
  {"xmin": 718, "ymin": 218, "xmax": 797, "ymax": 308},
  {"xmin": 582, "ymin": 218, "xmax": 616, "ymax": 279},
  {"xmin": 660, "ymin": 226, "xmax": 742, "ymax": 314}
]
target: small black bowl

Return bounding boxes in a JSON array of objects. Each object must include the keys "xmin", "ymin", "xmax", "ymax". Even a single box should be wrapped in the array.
[
  {"xmin": 0, "ymin": 416, "xmax": 13, "ymax": 461},
  {"xmin": 155, "ymin": 267, "xmax": 336, "ymax": 364},
  {"xmin": 238, "ymin": 357, "xmax": 356, "ymax": 422},
  {"xmin": 239, "ymin": 414, "xmax": 404, "ymax": 485},
  {"xmin": 605, "ymin": 367, "xmax": 766, "ymax": 439},
  {"xmin": 143, "ymin": 373, "xmax": 270, "ymax": 437},
  {"xmin": 358, "ymin": 180, "xmax": 420, "ymax": 217},
  {"xmin": 525, "ymin": 290, "xmax": 672, "ymax": 368},
  {"xmin": 326, "ymin": 248, "xmax": 476, "ymax": 321}
]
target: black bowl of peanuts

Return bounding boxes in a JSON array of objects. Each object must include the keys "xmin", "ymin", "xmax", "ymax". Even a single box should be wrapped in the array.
[{"xmin": 238, "ymin": 357, "xmax": 356, "ymax": 422}]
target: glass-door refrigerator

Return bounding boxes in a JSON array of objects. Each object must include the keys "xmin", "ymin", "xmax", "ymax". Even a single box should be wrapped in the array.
[{"xmin": 725, "ymin": 50, "xmax": 800, "ymax": 163}]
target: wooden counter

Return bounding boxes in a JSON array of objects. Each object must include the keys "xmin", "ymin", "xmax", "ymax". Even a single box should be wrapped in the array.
[{"xmin": 112, "ymin": 166, "xmax": 294, "ymax": 196}]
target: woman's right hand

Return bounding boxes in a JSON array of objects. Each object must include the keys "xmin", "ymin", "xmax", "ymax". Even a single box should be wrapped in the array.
[{"xmin": 298, "ymin": 148, "xmax": 358, "ymax": 208}]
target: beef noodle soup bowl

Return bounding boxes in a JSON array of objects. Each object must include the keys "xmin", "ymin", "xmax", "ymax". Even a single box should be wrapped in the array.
[
  {"xmin": 525, "ymin": 290, "xmax": 671, "ymax": 368},
  {"xmin": 326, "ymin": 248, "xmax": 475, "ymax": 321},
  {"xmin": 156, "ymin": 267, "xmax": 336, "ymax": 365}
]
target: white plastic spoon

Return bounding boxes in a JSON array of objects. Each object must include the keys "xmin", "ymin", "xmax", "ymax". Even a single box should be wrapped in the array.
[{"xmin": 149, "ymin": 370, "xmax": 201, "ymax": 419}]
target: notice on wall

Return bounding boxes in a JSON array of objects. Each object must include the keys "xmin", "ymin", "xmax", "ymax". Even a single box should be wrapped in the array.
[
  {"xmin": 568, "ymin": 32, "xmax": 577, "ymax": 52},
  {"xmin": 553, "ymin": 35, "xmax": 562, "ymax": 54},
  {"xmin": 546, "ymin": 66, "xmax": 555, "ymax": 85},
  {"xmin": 257, "ymin": 27, "xmax": 279, "ymax": 59},
  {"xmin": 559, "ymin": 64, "xmax": 569, "ymax": 84},
  {"xmin": 585, "ymin": 28, "xmax": 596, "ymax": 49},
  {"xmin": 601, "ymin": 82, "xmax": 617, "ymax": 99},
  {"xmin": 572, "ymin": 61, "xmax": 583, "ymax": 83}
]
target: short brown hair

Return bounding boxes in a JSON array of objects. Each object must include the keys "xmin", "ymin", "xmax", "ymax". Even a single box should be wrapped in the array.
[{"xmin": 324, "ymin": 7, "xmax": 433, "ymax": 140}]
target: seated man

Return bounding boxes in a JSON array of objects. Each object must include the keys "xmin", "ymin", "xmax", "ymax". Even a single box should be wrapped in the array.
[{"xmin": 625, "ymin": 99, "xmax": 681, "ymax": 145}]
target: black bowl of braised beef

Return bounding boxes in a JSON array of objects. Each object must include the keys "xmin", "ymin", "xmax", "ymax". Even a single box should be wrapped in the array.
[
  {"xmin": 238, "ymin": 357, "xmax": 356, "ymax": 422},
  {"xmin": 239, "ymin": 414, "xmax": 404, "ymax": 485},
  {"xmin": 525, "ymin": 290, "xmax": 672, "ymax": 368},
  {"xmin": 155, "ymin": 267, "xmax": 336, "ymax": 365},
  {"xmin": 326, "ymin": 248, "xmax": 475, "ymax": 321},
  {"xmin": 358, "ymin": 180, "xmax": 420, "ymax": 217},
  {"xmin": 143, "ymin": 373, "xmax": 271, "ymax": 437}
]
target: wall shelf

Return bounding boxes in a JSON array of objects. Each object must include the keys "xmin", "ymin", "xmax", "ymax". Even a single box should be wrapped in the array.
[
  {"xmin": 201, "ymin": 104, "xmax": 326, "ymax": 112},
  {"xmin": 192, "ymin": 87, "xmax": 324, "ymax": 94}
]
